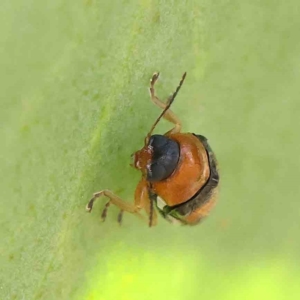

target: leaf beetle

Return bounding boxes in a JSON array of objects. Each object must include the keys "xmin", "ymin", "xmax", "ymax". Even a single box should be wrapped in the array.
[{"xmin": 86, "ymin": 72, "xmax": 219, "ymax": 227}]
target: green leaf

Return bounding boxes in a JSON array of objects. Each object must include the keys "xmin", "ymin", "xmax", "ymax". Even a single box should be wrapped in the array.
[{"xmin": 1, "ymin": 1, "xmax": 300, "ymax": 300}]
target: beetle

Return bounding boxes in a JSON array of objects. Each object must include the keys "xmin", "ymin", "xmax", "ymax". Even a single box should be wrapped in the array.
[{"xmin": 86, "ymin": 72, "xmax": 219, "ymax": 226}]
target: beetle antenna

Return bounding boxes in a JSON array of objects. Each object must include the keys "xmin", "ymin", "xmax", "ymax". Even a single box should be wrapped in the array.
[
  {"xmin": 148, "ymin": 182, "xmax": 155, "ymax": 227},
  {"xmin": 145, "ymin": 72, "xmax": 187, "ymax": 145},
  {"xmin": 149, "ymin": 194, "xmax": 154, "ymax": 227}
]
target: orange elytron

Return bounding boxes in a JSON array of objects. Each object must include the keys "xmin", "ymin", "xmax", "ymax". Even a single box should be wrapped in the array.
[{"xmin": 86, "ymin": 72, "xmax": 219, "ymax": 226}]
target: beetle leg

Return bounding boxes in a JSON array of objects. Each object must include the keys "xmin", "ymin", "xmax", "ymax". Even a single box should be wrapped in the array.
[
  {"xmin": 86, "ymin": 190, "xmax": 146, "ymax": 222},
  {"xmin": 86, "ymin": 180, "xmax": 158, "ymax": 226},
  {"xmin": 100, "ymin": 201, "xmax": 110, "ymax": 221},
  {"xmin": 135, "ymin": 179, "xmax": 158, "ymax": 227},
  {"xmin": 149, "ymin": 72, "xmax": 182, "ymax": 134},
  {"xmin": 117, "ymin": 210, "xmax": 124, "ymax": 225}
]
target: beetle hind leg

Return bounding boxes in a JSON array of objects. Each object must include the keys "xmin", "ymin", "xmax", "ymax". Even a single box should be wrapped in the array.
[{"xmin": 149, "ymin": 72, "xmax": 182, "ymax": 134}]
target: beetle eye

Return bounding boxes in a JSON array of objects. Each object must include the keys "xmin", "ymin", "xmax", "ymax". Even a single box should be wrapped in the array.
[{"xmin": 147, "ymin": 135, "xmax": 180, "ymax": 182}]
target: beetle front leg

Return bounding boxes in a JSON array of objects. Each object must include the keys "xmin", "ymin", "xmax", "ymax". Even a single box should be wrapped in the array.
[
  {"xmin": 149, "ymin": 72, "xmax": 182, "ymax": 134},
  {"xmin": 86, "ymin": 190, "xmax": 146, "ymax": 222}
]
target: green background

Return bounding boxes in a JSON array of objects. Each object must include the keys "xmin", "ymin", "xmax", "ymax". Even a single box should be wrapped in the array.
[{"xmin": 1, "ymin": 1, "xmax": 300, "ymax": 299}]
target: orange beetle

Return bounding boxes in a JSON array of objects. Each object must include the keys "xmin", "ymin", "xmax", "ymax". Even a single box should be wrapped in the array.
[{"xmin": 86, "ymin": 72, "xmax": 219, "ymax": 226}]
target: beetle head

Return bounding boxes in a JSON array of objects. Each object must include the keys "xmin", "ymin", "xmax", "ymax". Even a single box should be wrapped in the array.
[
  {"xmin": 131, "ymin": 135, "xmax": 180, "ymax": 182},
  {"xmin": 131, "ymin": 143, "xmax": 153, "ymax": 176}
]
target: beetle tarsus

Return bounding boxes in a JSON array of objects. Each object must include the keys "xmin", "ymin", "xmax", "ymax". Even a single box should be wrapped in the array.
[
  {"xmin": 118, "ymin": 210, "xmax": 124, "ymax": 225},
  {"xmin": 101, "ymin": 201, "xmax": 110, "ymax": 221},
  {"xmin": 86, "ymin": 199, "xmax": 94, "ymax": 212},
  {"xmin": 150, "ymin": 72, "xmax": 160, "ymax": 86}
]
